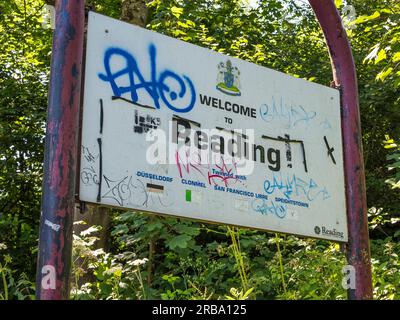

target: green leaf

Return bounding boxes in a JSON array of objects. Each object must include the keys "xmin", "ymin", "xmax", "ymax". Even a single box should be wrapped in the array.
[
  {"xmin": 334, "ymin": 0, "xmax": 343, "ymax": 8},
  {"xmin": 166, "ymin": 234, "xmax": 191, "ymax": 250},
  {"xmin": 392, "ymin": 52, "xmax": 400, "ymax": 63},
  {"xmin": 171, "ymin": 6, "xmax": 183, "ymax": 19},
  {"xmin": 110, "ymin": 224, "xmax": 129, "ymax": 236},
  {"xmin": 243, "ymin": 287, "xmax": 255, "ymax": 299},
  {"xmin": 376, "ymin": 67, "xmax": 393, "ymax": 81},
  {"xmin": 162, "ymin": 274, "xmax": 180, "ymax": 285},
  {"xmin": 146, "ymin": 220, "xmax": 163, "ymax": 231},
  {"xmin": 174, "ymin": 224, "xmax": 200, "ymax": 236},
  {"xmin": 118, "ymin": 211, "xmax": 136, "ymax": 222},
  {"xmin": 177, "ymin": 21, "xmax": 190, "ymax": 29},
  {"xmin": 354, "ymin": 11, "xmax": 380, "ymax": 24},
  {"xmin": 375, "ymin": 49, "xmax": 387, "ymax": 64}
]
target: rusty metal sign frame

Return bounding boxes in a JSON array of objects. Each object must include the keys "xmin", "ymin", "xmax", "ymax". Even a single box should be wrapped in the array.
[{"xmin": 35, "ymin": 0, "xmax": 372, "ymax": 300}]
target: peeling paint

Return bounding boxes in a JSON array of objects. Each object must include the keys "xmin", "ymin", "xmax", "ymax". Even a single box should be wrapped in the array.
[{"xmin": 36, "ymin": 0, "xmax": 85, "ymax": 300}]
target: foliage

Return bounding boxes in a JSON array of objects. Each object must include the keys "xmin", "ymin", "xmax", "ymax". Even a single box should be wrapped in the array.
[
  {"xmin": 0, "ymin": 243, "xmax": 35, "ymax": 300},
  {"xmin": 384, "ymin": 136, "xmax": 400, "ymax": 189},
  {"xmin": 326, "ymin": 0, "xmax": 400, "ymax": 240},
  {"xmin": 225, "ymin": 287, "xmax": 254, "ymax": 300},
  {"xmin": 371, "ymin": 237, "xmax": 400, "ymax": 300},
  {"xmin": 356, "ymin": 1, "xmax": 400, "ymax": 90},
  {"xmin": 71, "ymin": 222, "xmax": 148, "ymax": 300},
  {"xmin": 0, "ymin": 0, "xmax": 50, "ymax": 284},
  {"xmin": 0, "ymin": 0, "xmax": 399, "ymax": 300},
  {"xmin": 71, "ymin": 214, "xmax": 400, "ymax": 300},
  {"xmin": 273, "ymin": 239, "xmax": 347, "ymax": 300}
]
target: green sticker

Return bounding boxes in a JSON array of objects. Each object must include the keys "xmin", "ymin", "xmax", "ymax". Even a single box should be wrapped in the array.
[{"xmin": 185, "ymin": 190, "xmax": 191, "ymax": 202}]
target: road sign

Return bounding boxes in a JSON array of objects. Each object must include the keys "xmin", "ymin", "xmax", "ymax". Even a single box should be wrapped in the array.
[{"xmin": 80, "ymin": 11, "xmax": 348, "ymax": 242}]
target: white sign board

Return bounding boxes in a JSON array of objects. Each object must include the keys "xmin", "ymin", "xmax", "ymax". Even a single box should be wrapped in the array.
[{"xmin": 80, "ymin": 12, "xmax": 348, "ymax": 242}]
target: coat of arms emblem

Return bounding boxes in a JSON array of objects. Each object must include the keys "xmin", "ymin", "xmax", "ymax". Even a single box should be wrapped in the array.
[{"xmin": 216, "ymin": 60, "xmax": 241, "ymax": 96}]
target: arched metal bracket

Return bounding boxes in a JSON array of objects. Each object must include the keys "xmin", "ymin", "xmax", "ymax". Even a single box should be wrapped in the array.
[{"xmin": 309, "ymin": 0, "xmax": 373, "ymax": 300}]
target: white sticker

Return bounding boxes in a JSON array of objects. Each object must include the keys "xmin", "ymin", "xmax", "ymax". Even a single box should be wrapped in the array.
[
  {"xmin": 192, "ymin": 190, "xmax": 202, "ymax": 204},
  {"xmin": 235, "ymin": 199, "xmax": 249, "ymax": 212},
  {"xmin": 44, "ymin": 219, "xmax": 61, "ymax": 232}
]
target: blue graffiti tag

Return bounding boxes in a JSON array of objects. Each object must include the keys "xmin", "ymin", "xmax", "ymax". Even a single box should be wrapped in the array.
[
  {"xmin": 263, "ymin": 173, "xmax": 330, "ymax": 202},
  {"xmin": 259, "ymin": 97, "xmax": 316, "ymax": 129},
  {"xmin": 251, "ymin": 198, "xmax": 287, "ymax": 219},
  {"xmin": 98, "ymin": 44, "xmax": 196, "ymax": 113}
]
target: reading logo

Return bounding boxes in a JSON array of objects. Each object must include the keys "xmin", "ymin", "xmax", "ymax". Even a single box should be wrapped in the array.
[{"xmin": 314, "ymin": 225, "xmax": 344, "ymax": 239}]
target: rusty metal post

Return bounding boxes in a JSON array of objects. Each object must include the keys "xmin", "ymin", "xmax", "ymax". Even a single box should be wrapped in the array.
[
  {"xmin": 35, "ymin": 0, "xmax": 85, "ymax": 300},
  {"xmin": 308, "ymin": 0, "xmax": 373, "ymax": 299}
]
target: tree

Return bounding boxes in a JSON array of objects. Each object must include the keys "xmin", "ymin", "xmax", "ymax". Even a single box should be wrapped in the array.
[{"xmin": 0, "ymin": 0, "xmax": 51, "ymax": 284}]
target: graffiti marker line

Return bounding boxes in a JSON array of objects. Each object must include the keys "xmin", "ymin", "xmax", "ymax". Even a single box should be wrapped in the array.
[
  {"xmin": 300, "ymin": 141, "xmax": 308, "ymax": 173},
  {"xmin": 280, "ymin": 134, "xmax": 292, "ymax": 168},
  {"xmin": 262, "ymin": 135, "xmax": 308, "ymax": 173},
  {"xmin": 323, "ymin": 136, "xmax": 336, "ymax": 164},
  {"xmin": 97, "ymin": 138, "xmax": 103, "ymax": 202},
  {"xmin": 112, "ymin": 96, "xmax": 155, "ymax": 110},
  {"xmin": 99, "ymin": 99, "xmax": 104, "ymax": 134},
  {"xmin": 173, "ymin": 114, "xmax": 201, "ymax": 127},
  {"xmin": 215, "ymin": 126, "xmax": 249, "ymax": 139}
]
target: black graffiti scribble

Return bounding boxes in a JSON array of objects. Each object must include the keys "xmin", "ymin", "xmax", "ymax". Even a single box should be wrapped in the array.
[
  {"xmin": 97, "ymin": 98, "xmax": 105, "ymax": 202},
  {"xmin": 97, "ymin": 138, "xmax": 103, "ymax": 202},
  {"xmin": 323, "ymin": 136, "xmax": 336, "ymax": 165},
  {"xmin": 102, "ymin": 176, "xmax": 135, "ymax": 206},
  {"xmin": 112, "ymin": 96, "xmax": 155, "ymax": 110},
  {"xmin": 262, "ymin": 135, "xmax": 308, "ymax": 173},
  {"xmin": 134, "ymin": 110, "xmax": 161, "ymax": 134},
  {"xmin": 142, "ymin": 184, "xmax": 173, "ymax": 208},
  {"xmin": 82, "ymin": 146, "xmax": 99, "ymax": 163},
  {"xmin": 283, "ymin": 134, "xmax": 292, "ymax": 168},
  {"xmin": 99, "ymin": 99, "xmax": 104, "ymax": 134},
  {"xmin": 101, "ymin": 174, "xmax": 174, "ymax": 208},
  {"xmin": 173, "ymin": 114, "xmax": 201, "ymax": 127},
  {"xmin": 215, "ymin": 126, "xmax": 248, "ymax": 139},
  {"xmin": 103, "ymin": 175, "xmax": 144, "ymax": 206},
  {"xmin": 80, "ymin": 166, "xmax": 99, "ymax": 186}
]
